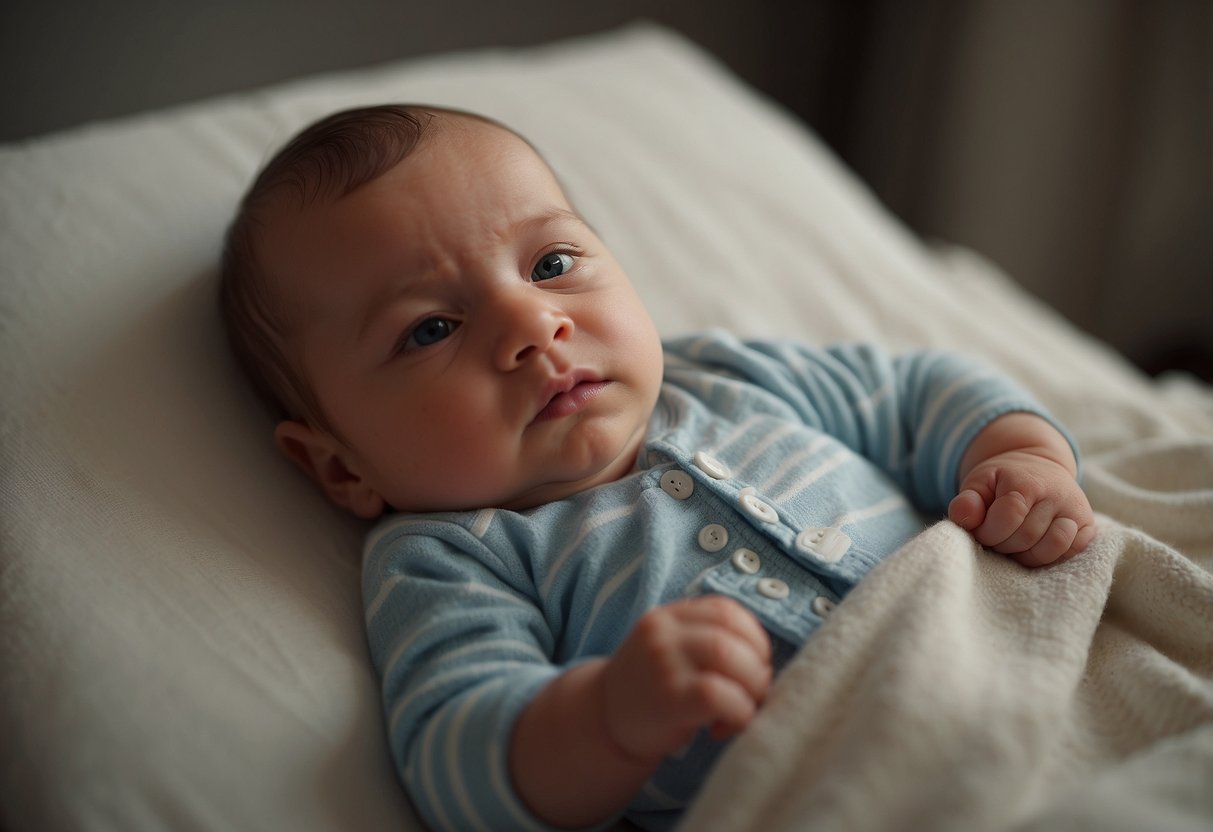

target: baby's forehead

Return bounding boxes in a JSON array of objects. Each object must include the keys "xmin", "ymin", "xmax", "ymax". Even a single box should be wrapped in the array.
[
  {"xmin": 370, "ymin": 117, "xmax": 568, "ymax": 216},
  {"xmin": 257, "ymin": 113, "xmax": 573, "ymax": 302},
  {"xmin": 420, "ymin": 114, "xmax": 554, "ymax": 174}
]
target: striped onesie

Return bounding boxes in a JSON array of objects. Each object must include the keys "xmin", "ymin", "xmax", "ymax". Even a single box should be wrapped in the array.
[{"xmin": 362, "ymin": 331, "xmax": 1069, "ymax": 832}]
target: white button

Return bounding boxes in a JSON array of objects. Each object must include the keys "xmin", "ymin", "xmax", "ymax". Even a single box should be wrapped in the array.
[
  {"xmin": 693, "ymin": 451, "xmax": 730, "ymax": 480},
  {"xmin": 697, "ymin": 524, "xmax": 729, "ymax": 552},
  {"xmin": 660, "ymin": 470, "xmax": 695, "ymax": 500},
  {"xmin": 757, "ymin": 578, "xmax": 789, "ymax": 600},
  {"xmin": 812, "ymin": 596, "xmax": 837, "ymax": 617},
  {"xmin": 738, "ymin": 489, "xmax": 778, "ymax": 523},
  {"xmin": 731, "ymin": 548, "xmax": 761, "ymax": 574},
  {"xmin": 795, "ymin": 527, "xmax": 852, "ymax": 563}
]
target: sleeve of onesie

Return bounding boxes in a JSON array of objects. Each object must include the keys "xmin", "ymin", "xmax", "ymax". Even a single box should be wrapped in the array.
[
  {"xmin": 361, "ymin": 516, "xmax": 607, "ymax": 832},
  {"xmin": 666, "ymin": 332, "xmax": 1078, "ymax": 513}
]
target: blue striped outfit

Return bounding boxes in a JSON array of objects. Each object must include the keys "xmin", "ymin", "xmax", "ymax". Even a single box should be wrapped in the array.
[{"xmin": 362, "ymin": 331, "xmax": 1071, "ymax": 832}]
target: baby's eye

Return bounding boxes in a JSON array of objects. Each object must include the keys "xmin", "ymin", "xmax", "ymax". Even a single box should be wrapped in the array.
[
  {"xmin": 407, "ymin": 317, "xmax": 459, "ymax": 349},
  {"xmin": 531, "ymin": 252, "xmax": 574, "ymax": 282}
]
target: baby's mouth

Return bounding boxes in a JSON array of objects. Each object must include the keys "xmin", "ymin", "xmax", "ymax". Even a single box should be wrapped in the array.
[{"xmin": 531, "ymin": 375, "xmax": 609, "ymax": 424}]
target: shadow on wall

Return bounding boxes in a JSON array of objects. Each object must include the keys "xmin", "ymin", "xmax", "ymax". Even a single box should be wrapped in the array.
[{"xmin": 781, "ymin": 0, "xmax": 1212, "ymax": 381}]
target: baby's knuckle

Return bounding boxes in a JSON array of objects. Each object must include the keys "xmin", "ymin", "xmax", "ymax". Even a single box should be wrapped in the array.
[
  {"xmin": 631, "ymin": 615, "xmax": 676, "ymax": 663},
  {"xmin": 635, "ymin": 606, "xmax": 672, "ymax": 638},
  {"xmin": 1005, "ymin": 491, "xmax": 1032, "ymax": 517},
  {"xmin": 704, "ymin": 631, "xmax": 733, "ymax": 668},
  {"xmin": 1028, "ymin": 529, "xmax": 1072, "ymax": 565},
  {"xmin": 641, "ymin": 631, "xmax": 675, "ymax": 668},
  {"xmin": 1044, "ymin": 519, "xmax": 1077, "ymax": 549},
  {"xmin": 700, "ymin": 594, "xmax": 739, "ymax": 621},
  {"xmin": 687, "ymin": 676, "xmax": 723, "ymax": 712}
]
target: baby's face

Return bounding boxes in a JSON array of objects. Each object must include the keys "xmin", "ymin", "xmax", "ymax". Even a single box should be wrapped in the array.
[{"xmin": 260, "ymin": 118, "xmax": 664, "ymax": 515}]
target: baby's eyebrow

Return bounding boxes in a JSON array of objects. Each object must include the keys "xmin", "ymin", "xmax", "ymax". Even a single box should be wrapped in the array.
[{"xmin": 513, "ymin": 207, "xmax": 587, "ymax": 235}]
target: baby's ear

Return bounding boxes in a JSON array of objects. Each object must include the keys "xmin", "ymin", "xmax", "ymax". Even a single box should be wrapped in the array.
[{"xmin": 273, "ymin": 420, "xmax": 386, "ymax": 519}]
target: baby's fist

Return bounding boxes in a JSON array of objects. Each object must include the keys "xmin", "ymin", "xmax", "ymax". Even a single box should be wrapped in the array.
[
  {"xmin": 950, "ymin": 449, "xmax": 1095, "ymax": 567},
  {"xmin": 602, "ymin": 596, "xmax": 772, "ymax": 762}
]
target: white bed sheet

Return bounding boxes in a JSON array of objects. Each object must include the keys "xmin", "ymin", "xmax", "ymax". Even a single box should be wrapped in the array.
[{"xmin": 2, "ymin": 23, "xmax": 1211, "ymax": 832}]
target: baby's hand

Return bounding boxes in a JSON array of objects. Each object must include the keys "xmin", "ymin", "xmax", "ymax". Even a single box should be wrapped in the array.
[
  {"xmin": 949, "ymin": 448, "xmax": 1095, "ymax": 567},
  {"xmin": 601, "ymin": 596, "xmax": 772, "ymax": 763}
]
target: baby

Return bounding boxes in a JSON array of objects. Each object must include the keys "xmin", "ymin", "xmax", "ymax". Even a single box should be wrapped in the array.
[{"xmin": 220, "ymin": 104, "xmax": 1095, "ymax": 832}]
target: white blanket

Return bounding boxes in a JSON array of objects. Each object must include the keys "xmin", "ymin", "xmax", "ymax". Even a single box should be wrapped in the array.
[{"xmin": 682, "ymin": 440, "xmax": 1213, "ymax": 831}]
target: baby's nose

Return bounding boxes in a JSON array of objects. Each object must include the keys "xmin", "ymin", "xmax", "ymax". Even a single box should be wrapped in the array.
[{"xmin": 494, "ymin": 294, "xmax": 574, "ymax": 370}]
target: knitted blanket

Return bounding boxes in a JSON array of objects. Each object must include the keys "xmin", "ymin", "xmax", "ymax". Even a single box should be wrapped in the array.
[{"xmin": 680, "ymin": 438, "xmax": 1213, "ymax": 831}]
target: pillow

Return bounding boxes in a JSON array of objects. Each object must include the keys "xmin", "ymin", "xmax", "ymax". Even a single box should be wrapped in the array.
[{"xmin": 2, "ymin": 22, "xmax": 1205, "ymax": 832}]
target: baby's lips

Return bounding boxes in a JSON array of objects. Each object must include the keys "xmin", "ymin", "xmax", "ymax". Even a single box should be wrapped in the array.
[
  {"xmin": 530, "ymin": 369, "xmax": 603, "ymax": 422},
  {"xmin": 532, "ymin": 379, "xmax": 609, "ymax": 423}
]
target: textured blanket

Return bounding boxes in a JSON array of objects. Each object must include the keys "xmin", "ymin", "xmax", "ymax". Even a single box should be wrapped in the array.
[{"xmin": 680, "ymin": 438, "xmax": 1213, "ymax": 831}]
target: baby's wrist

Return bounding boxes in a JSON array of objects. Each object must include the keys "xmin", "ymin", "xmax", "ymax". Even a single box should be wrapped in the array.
[
  {"xmin": 591, "ymin": 658, "xmax": 667, "ymax": 770},
  {"xmin": 511, "ymin": 659, "xmax": 661, "ymax": 828},
  {"xmin": 960, "ymin": 413, "xmax": 1078, "ymax": 483}
]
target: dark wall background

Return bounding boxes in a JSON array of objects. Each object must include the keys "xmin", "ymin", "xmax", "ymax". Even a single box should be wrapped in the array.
[{"xmin": 3, "ymin": 0, "xmax": 1209, "ymax": 379}]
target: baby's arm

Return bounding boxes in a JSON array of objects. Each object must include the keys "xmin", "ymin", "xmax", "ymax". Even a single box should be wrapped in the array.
[
  {"xmin": 948, "ymin": 412, "xmax": 1095, "ymax": 567},
  {"xmin": 510, "ymin": 596, "xmax": 772, "ymax": 829}
]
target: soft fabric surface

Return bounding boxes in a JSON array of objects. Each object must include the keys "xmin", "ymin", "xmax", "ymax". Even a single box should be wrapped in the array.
[
  {"xmin": 682, "ymin": 475, "xmax": 1213, "ymax": 831},
  {"xmin": 2, "ymin": 22, "xmax": 1211, "ymax": 832}
]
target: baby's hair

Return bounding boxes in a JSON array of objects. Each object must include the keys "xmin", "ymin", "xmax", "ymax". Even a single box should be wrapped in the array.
[{"xmin": 219, "ymin": 103, "xmax": 497, "ymax": 431}]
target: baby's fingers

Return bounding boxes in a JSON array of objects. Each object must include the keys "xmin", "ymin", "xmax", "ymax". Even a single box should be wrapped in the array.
[
  {"xmin": 1011, "ymin": 515, "xmax": 1078, "ymax": 567},
  {"xmin": 695, "ymin": 675, "xmax": 764, "ymax": 741},
  {"xmin": 993, "ymin": 499, "xmax": 1062, "ymax": 556},
  {"xmin": 948, "ymin": 489, "xmax": 988, "ymax": 532},
  {"xmin": 673, "ymin": 596, "xmax": 771, "ymax": 664},
  {"xmin": 998, "ymin": 505, "xmax": 1096, "ymax": 567},
  {"xmin": 645, "ymin": 629, "xmax": 768, "ymax": 746},
  {"xmin": 969, "ymin": 490, "xmax": 1030, "ymax": 548},
  {"xmin": 980, "ymin": 494, "xmax": 1083, "ymax": 567},
  {"xmin": 1027, "ymin": 515, "xmax": 1096, "ymax": 566},
  {"xmin": 682, "ymin": 627, "xmax": 772, "ymax": 705}
]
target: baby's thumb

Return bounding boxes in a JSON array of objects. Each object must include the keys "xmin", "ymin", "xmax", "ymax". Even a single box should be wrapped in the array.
[{"xmin": 948, "ymin": 489, "xmax": 986, "ymax": 530}]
